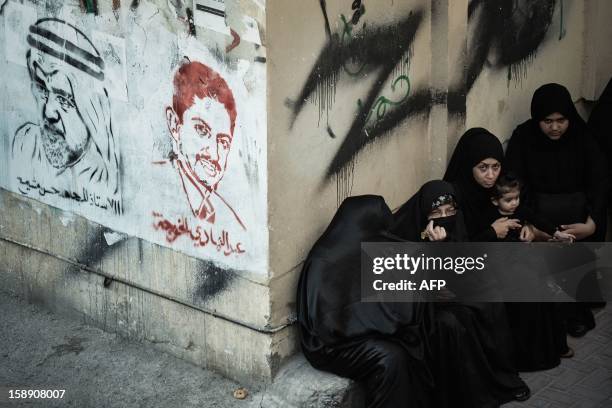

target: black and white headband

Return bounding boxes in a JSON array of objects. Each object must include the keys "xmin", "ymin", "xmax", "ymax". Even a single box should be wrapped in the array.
[
  {"xmin": 431, "ymin": 194, "xmax": 456, "ymax": 210},
  {"xmin": 27, "ymin": 19, "xmax": 105, "ymax": 81}
]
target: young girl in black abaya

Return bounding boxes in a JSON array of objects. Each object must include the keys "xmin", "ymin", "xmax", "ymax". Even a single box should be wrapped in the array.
[
  {"xmin": 505, "ymin": 83, "xmax": 608, "ymax": 337},
  {"xmin": 391, "ymin": 180, "xmax": 530, "ymax": 407}
]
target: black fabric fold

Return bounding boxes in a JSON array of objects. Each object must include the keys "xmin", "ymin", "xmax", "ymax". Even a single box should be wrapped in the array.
[
  {"xmin": 390, "ymin": 180, "xmax": 528, "ymax": 407},
  {"xmin": 504, "ymin": 83, "xmax": 602, "ymax": 358},
  {"xmin": 296, "ymin": 195, "xmax": 433, "ymax": 408},
  {"xmin": 505, "ymin": 83, "xmax": 608, "ymax": 241}
]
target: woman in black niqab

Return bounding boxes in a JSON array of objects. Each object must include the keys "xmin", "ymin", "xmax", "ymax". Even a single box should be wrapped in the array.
[
  {"xmin": 391, "ymin": 180, "xmax": 467, "ymax": 243},
  {"xmin": 297, "ymin": 195, "xmax": 433, "ymax": 408},
  {"xmin": 505, "ymin": 83, "xmax": 608, "ymax": 337},
  {"xmin": 390, "ymin": 180, "xmax": 530, "ymax": 407}
]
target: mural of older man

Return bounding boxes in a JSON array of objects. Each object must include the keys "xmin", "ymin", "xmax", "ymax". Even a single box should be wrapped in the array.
[{"xmin": 11, "ymin": 18, "xmax": 121, "ymax": 213}]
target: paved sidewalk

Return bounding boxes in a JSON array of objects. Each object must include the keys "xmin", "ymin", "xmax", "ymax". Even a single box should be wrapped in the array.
[
  {"xmin": 0, "ymin": 289, "xmax": 258, "ymax": 408},
  {"xmin": 503, "ymin": 306, "xmax": 612, "ymax": 408},
  {"xmin": 1, "ymin": 287, "xmax": 611, "ymax": 408}
]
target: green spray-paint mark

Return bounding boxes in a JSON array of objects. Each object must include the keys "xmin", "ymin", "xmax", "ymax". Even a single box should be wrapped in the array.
[
  {"xmin": 358, "ymin": 73, "xmax": 411, "ymax": 128},
  {"xmin": 559, "ymin": 0, "xmax": 566, "ymax": 40},
  {"xmin": 84, "ymin": 0, "xmax": 96, "ymax": 14}
]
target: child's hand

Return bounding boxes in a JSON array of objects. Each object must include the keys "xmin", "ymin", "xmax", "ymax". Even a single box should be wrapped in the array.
[
  {"xmin": 492, "ymin": 217, "xmax": 522, "ymax": 239},
  {"xmin": 552, "ymin": 230, "xmax": 575, "ymax": 243}
]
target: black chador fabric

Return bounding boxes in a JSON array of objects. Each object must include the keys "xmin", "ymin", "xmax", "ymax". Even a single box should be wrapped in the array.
[
  {"xmin": 505, "ymin": 83, "xmax": 608, "ymax": 240},
  {"xmin": 587, "ymin": 78, "xmax": 612, "ymax": 311},
  {"xmin": 390, "ymin": 181, "xmax": 529, "ymax": 408},
  {"xmin": 505, "ymin": 83, "xmax": 608, "ymax": 334},
  {"xmin": 296, "ymin": 195, "xmax": 433, "ymax": 408},
  {"xmin": 504, "ymin": 303, "xmax": 568, "ymax": 371},
  {"xmin": 589, "ymin": 77, "xmax": 612, "ymax": 196},
  {"xmin": 443, "ymin": 125, "xmax": 570, "ymax": 370},
  {"xmin": 443, "ymin": 128, "xmax": 504, "ymax": 241}
]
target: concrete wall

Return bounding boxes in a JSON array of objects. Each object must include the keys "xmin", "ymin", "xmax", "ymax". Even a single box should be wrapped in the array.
[
  {"xmin": 267, "ymin": 0, "xmax": 437, "ymax": 328},
  {"xmin": 1, "ymin": 0, "xmax": 268, "ymax": 273},
  {"xmin": 267, "ymin": 0, "xmax": 612, "ymax": 353},
  {"xmin": 466, "ymin": 0, "xmax": 586, "ymax": 144},
  {"xmin": 0, "ymin": 0, "xmax": 282, "ymax": 383},
  {"xmin": 582, "ymin": 0, "xmax": 612, "ymax": 100}
]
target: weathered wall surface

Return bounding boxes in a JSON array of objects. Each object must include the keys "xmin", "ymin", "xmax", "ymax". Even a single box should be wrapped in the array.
[
  {"xmin": 582, "ymin": 0, "xmax": 612, "ymax": 100},
  {"xmin": 466, "ymin": 0, "xmax": 586, "ymax": 144},
  {"xmin": 1, "ymin": 0, "xmax": 268, "ymax": 274},
  {"xmin": 267, "ymin": 0, "xmax": 612, "ymax": 331},
  {"xmin": 268, "ymin": 0, "xmax": 435, "ymax": 301},
  {"xmin": 0, "ymin": 0, "xmax": 281, "ymax": 383}
]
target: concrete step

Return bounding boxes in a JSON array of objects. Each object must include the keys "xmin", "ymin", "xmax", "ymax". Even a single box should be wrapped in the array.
[{"xmin": 246, "ymin": 355, "xmax": 364, "ymax": 408}]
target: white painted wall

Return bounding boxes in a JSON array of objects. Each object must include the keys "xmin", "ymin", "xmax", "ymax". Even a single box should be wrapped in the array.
[{"xmin": 0, "ymin": 0, "xmax": 268, "ymax": 275}]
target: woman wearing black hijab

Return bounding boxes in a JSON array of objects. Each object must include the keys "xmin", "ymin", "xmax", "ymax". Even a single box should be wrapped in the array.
[
  {"xmin": 296, "ymin": 195, "xmax": 433, "ymax": 408},
  {"xmin": 443, "ymin": 128, "xmax": 531, "ymax": 241},
  {"xmin": 505, "ymin": 83, "xmax": 608, "ymax": 337},
  {"xmin": 444, "ymin": 127, "xmax": 574, "ymax": 370},
  {"xmin": 444, "ymin": 127, "xmax": 572, "ymax": 370},
  {"xmin": 391, "ymin": 180, "xmax": 531, "ymax": 407}
]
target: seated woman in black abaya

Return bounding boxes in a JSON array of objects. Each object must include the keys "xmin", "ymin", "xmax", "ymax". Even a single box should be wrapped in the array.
[
  {"xmin": 505, "ymin": 83, "xmax": 608, "ymax": 337},
  {"xmin": 297, "ymin": 188, "xmax": 529, "ymax": 407},
  {"xmin": 442, "ymin": 127, "xmax": 573, "ymax": 370},
  {"xmin": 391, "ymin": 180, "xmax": 530, "ymax": 407},
  {"xmin": 296, "ymin": 195, "xmax": 433, "ymax": 408}
]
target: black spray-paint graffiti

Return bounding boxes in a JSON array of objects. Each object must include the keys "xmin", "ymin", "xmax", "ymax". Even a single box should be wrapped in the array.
[
  {"xmin": 78, "ymin": 0, "xmax": 123, "ymax": 14},
  {"xmin": 292, "ymin": 0, "xmax": 561, "ymax": 192},
  {"xmin": 466, "ymin": 0, "xmax": 557, "ymax": 93},
  {"xmin": 289, "ymin": 9, "xmax": 426, "ymax": 183},
  {"xmin": 76, "ymin": 227, "xmax": 235, "ymax": 307},
  {"xmin": 11, "ymin": 18, "xmax": 122, "ymax": 213}
]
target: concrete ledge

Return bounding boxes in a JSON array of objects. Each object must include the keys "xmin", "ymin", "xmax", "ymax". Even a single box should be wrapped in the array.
[{"xmin": 247, "ymin": 355, "xmax": 365, "ymax": 408}]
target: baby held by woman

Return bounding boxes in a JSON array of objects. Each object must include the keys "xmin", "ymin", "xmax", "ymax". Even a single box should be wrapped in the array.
[{"xmin": 489, "ymin": 173, "xmax": 575, "ymax": 242}]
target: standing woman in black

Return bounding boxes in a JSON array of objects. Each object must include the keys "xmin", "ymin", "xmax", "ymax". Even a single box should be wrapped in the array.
[{"xmin": 505, "ymin": 83, "xmax": 608, "ymax": 337}]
